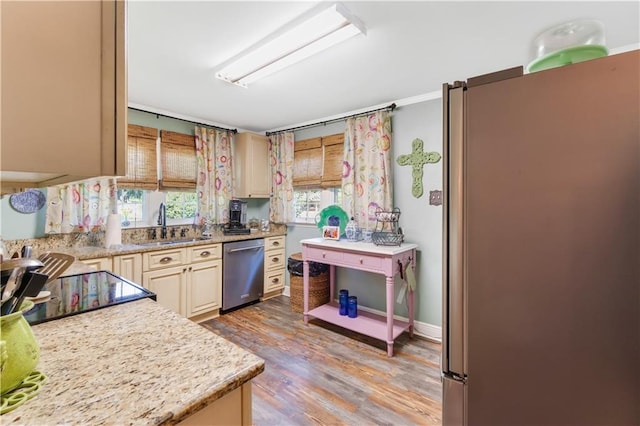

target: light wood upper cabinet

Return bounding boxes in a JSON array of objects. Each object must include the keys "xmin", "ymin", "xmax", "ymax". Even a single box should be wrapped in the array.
[
  {"xmin": 0, "ymin": 0, "xmax": 127, "ymax": 194},
  {"xmin": 234, "ymin": 132, "xmax": 270, "ymax": 198}
]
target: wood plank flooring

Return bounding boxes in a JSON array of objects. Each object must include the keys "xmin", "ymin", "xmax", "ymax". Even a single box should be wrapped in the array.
[{"xmin": 201, "ymin": 296, "xmax": 442, "ymax": 426}]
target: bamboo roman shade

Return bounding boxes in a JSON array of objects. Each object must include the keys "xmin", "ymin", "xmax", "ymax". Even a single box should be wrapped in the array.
[
  {"xmin": 293, "ymin": 137, "xmax": 322, "ymax": 187},
  {"xmin": 293, "ymin": 133, "xmax": 344, "ymax": 188},
  {"xmin": 320, "ymin": 133, "xmax": 344, "ymax": 188},
  {"xmin": 159, "ymin": 130, "xmax": 197, "ymax": 190},
  {"xmin": 118, "ymin": 124, "xmax": 158, "ymax": 190}
]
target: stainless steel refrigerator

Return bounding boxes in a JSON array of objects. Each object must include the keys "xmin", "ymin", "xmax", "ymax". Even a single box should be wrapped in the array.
[{"xmin": 441, "ymin": 50, "xmax": 639, "ymax": 425}]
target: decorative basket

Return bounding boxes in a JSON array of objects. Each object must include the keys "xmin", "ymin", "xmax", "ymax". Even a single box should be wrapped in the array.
[
  {"xmin": 372, "ymin": 207, "xmax": 404, "ymax": 246},
  {"xmin": 371, "ymin": 231, "xmax": 404, "ymax": 246},
  {"xmin": 289, "ymin": 254, "xmax": 330, "ymax": 314}
]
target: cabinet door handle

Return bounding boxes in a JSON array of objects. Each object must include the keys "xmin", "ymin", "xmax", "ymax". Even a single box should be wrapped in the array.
[
  {"xmin": 273, "ymin": 241, "xmax": 280, "ymax": 246},
  {"xmin": 272, "ymin": 278, "xmax": 280, "ymax": 284},
  {"xmin": 200, "ymin": 251, "xmax": 211, "ymax": 257},
  {"xmin": 160, "ymin": 256, "xmax": 173, "ymax": 264},
  {"xmin": 272, "ymin": 257, "xmax": 279, "ymax": 263}
]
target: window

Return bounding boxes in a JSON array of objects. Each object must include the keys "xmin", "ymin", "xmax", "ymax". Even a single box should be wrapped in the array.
[
  {"xmin": 117, "ymin": 189, "xmax": 145, "ymax": 227},
  {"xmin": 117, "ymin": 189, "xmax": 196, "ymax": 228},
  {"xmin": 292, "ymin": 133, "xmax": 344, "ymax": 224},
  {"xmin": 293, "ymin": 188, "xmax": 342, "ymax": 223},
  {"xmin": 118, "ymin": 126, "xmax": 198, "ymax": 228}
]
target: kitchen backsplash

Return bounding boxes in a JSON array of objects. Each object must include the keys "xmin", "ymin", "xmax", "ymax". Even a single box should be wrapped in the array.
[{"xmin": 3, "ymin": 223, "xmax": 286, "ymax": 258}]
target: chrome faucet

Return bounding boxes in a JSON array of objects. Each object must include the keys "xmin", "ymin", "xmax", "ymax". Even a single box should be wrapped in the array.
[{"xmin": 158, "ymin": 202, "xmax": 167, "ymax": 239}]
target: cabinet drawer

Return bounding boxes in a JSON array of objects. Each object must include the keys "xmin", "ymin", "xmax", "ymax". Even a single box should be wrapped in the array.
[
  {"xmin": 82, "ymin": 257, "xmax": 112, "ymax": 272},
  {"xmin": 264, "ymin": 269, "xmax": 285, "ymax": 292},
  {"xmin": 144, "ymin": 248, "xmax": 186, "ymax": 271},
  {"xmin": 189, "ymin": 244, "xmax": 221, "ymax": 263},
  {"xmin": 305, "ymin": 247, "xmax": 342, "ymax": 263},
  {"xmin": 264, "ymin": 236, "xmax": 285, "ymax": 251},
  {"xmin": 265, "ymin": 249, "xmax": 285, "ymax": 271},
  {"xmin": 342, "ymin": 252, "xmax": 383, "ymax": 270}
]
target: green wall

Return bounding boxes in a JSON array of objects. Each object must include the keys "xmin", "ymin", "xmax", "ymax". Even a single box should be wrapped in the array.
[{"xmin": 0, "ymin": 192, "xmax": 47, "ymax": 240}]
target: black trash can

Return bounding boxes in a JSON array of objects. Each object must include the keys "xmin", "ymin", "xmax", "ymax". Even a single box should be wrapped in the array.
[{"xmin": 287, "ymin": 253, "xmax": 329, "ymax": 313}]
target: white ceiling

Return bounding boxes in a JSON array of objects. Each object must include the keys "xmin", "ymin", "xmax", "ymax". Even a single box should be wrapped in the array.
[{"xmin": 127, "ymin": 1, "xmax": 640, "ymax": 133}]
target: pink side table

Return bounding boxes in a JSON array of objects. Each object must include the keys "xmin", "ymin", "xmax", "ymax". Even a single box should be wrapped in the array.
[{"xmin": 301, "ymin": 238, "xmax": 418, "ymax": 357}]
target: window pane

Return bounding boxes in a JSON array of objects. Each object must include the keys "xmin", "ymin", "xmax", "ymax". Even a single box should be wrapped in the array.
[
  {"xmin": 117, "ymin": 189, "xmax": 144, "ymax": 227},
  {"xmin": 165, "ymin": 191, "xmax": 197, "ymax": 221},
  {"xmin": 293, "ymin": 188, "xmax": 342, "ymax": 224}
]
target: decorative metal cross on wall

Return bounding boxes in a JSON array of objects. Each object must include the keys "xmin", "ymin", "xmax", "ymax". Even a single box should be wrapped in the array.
[{"xmin": 396, "ymin": 138, "xmax": 441, "ymax": 198}]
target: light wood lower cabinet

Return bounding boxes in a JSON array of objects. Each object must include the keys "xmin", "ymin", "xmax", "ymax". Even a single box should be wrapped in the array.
[
  {"xmin": 186, "ymin": 260, "xmax": 222, "ymax": 319},
  {"xmin": 144, "ymin": 265, "xmax": 187, "ymax": 316},
  {"xmin": 262, "ymin": 236, "xmax": 286, "ymax": 300},
  {"xmin": 82, "ymin": 257, "xmax": 112, "ymax": 272},
  {"xmin": 177, "ymin": 382, "xmax": 252, "ymax": 426},
  {"xmin": 112, "ymin": 253, "xmax": 142, "ymax": 284},
  {"xmin": 142, "ymin": 244, "xmax": 222, "ymax": 322}
]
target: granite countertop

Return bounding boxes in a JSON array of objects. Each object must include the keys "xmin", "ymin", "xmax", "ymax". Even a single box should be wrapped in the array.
[
  {"xmin": 9, "ymin": 228, "xmax": 287, "ymax": 261},
  {"xmin": 3, "ymin": 299, "xmax": 265, "ymax": 425}
]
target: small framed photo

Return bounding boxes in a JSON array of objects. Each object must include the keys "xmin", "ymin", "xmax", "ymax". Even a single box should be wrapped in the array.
[{"xmin": 322, "ymin": 225, "xmax": 340, "ymax": 240}]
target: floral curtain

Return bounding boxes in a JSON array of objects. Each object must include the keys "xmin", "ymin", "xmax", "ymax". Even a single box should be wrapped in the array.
[
  {"xmin": 45, "ymin": 178, "xmax": 117, "ymax": 234},
  {"xmin": 268, "ymin": 131, "xmax": 295, "ymax": 223},
  {"xmin": 342, "ymin": 111, "xmax": 393, "ymax": 230},
  {"xmin": 194, "ymin": 126, "xmax": 234, "ymax": 224}
]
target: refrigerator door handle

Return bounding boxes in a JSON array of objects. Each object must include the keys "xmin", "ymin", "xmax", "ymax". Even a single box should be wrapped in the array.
[
  {"xmin": 447, "ymin": 85, "xmax": 466, "ymax": 377},
  {"xmin": 441, "ymin": 83, "xmax": 450, "ymax": 375}
]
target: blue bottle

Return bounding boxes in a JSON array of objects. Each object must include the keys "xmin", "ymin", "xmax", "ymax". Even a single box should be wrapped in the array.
[
  {"xmin": 348, "ymin": 296, "xmax": 358, "ymax": 318},
  {"xmin": 339, "ymin": 289, "xmax": 349, "ymax": 316}
]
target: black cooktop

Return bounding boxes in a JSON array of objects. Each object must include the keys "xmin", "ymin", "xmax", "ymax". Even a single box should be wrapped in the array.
[{"xmin": 24, "ymin": 270, "xmax": 156, "ymax": 325}]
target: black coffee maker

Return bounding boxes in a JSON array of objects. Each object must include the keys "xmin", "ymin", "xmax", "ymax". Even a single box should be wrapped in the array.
[{"xmin": 224, "ymin": 200, "xmax": 250, "ymax": 235}]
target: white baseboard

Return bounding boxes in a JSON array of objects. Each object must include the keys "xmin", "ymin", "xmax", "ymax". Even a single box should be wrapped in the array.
[{"xmin": 279, "ymin": 289, "xmax": 441, "ymax": 343}]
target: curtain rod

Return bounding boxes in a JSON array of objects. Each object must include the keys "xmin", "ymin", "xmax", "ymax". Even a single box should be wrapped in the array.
[
  {"xmin": 266, "ymin": 103, "xmax": 396, "ymax": 136},
  {"xmin": 129, "ymin": 107, "xmax": 238, "ymax": 134}
]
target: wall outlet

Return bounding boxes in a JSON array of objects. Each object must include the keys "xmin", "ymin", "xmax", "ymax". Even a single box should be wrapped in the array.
[{"xmin": 429, "ymin": 190, "xmax": 442, "ymax": 206}]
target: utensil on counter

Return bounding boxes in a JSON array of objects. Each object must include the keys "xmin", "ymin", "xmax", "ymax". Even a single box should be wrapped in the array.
[
  {"xmin": 37, "ymin": 252, "xmax": 75, "ymax": 285},
  {"xmin": 20, "ymin": 246, "xmax": 33, "ymax": 259},
  {"xmin": 1, "ymin": 271, "xmax": 48, "ymax": 315},
  {"xmin": 1, "ymin": 258, "xmax": 44, "ymax": 300}
]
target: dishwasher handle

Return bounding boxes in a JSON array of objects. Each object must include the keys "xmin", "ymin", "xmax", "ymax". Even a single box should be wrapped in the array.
[{"xmin": 226, "ymin": 245, "xmax": 263, "ymax": 254}]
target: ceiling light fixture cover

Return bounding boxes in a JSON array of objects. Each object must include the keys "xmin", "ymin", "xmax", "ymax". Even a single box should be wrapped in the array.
[{"xmin": 216, "ymin": 3, "xmax": 366, "ymax": 88}]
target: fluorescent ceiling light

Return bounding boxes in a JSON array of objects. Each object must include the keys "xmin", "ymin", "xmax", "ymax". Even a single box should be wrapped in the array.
[{"xmin": 216, "ymin": 3, "xmax": 366, "ymax": 88}]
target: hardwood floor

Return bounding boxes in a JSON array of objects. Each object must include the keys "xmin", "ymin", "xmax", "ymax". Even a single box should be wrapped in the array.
[{"xmin": 201, "ymin": 296, "xmax": 442, "ymax": 426}]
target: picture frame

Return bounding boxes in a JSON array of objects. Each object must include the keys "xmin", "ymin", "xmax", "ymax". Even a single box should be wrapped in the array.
[{"xmin": 322, "ymin": 225, "xmax": 340, "ymax": 240}]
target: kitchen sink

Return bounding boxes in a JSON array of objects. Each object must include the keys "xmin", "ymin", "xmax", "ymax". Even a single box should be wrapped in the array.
[{"xmin": 136, "ymin": 237, "xmax": 212, "ymax": 247}]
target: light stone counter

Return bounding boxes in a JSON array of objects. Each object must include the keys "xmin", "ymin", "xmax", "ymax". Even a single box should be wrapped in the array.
[
  {"xmin": 3, "ymin": 299, "xmax": 265, "ymax": 425},
  {"xmin": 5, "ymin": 227, "xmax": 287, "ymax": 262}
]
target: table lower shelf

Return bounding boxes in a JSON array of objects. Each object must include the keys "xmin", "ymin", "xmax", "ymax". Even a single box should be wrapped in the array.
[{"xmin": 306, "ymin": 302, "xmax": 410, "ymax": 342}]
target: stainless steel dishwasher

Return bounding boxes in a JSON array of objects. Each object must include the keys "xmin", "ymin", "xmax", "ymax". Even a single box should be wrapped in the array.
[{"xmin": 222, "ymin": 239, "xmax": 264, "ymax": 312}]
